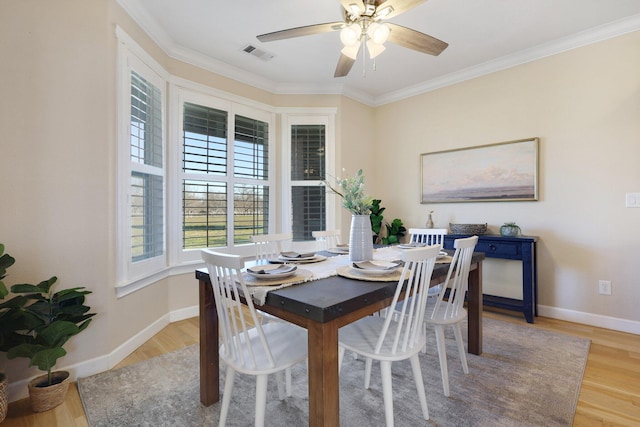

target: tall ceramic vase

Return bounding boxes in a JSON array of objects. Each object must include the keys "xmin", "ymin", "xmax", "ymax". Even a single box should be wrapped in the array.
[{"xmin": 349, "ymin": 214, "xmax": 374, "ymax": 261}]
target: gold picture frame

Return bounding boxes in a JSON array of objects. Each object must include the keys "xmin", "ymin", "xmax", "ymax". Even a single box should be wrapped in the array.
[{"xmin": 421, "ymin": 137, "xmax": 539, "ymax": 203}]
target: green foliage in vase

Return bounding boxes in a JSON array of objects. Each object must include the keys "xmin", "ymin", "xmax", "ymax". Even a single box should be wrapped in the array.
[{"xmin": 324, "ymin": 169, "xmax": 373, "ymax": 215}]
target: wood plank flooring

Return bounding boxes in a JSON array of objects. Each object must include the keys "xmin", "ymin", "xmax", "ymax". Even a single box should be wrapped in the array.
[{"xmin": 2, "ymin": 310, "xmax": 639, "ymax": 426}]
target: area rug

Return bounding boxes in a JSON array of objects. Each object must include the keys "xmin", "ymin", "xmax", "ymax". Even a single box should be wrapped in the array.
[{"xmin": 78, "ymin": 317, "xmax": 590, "ymax": 426}]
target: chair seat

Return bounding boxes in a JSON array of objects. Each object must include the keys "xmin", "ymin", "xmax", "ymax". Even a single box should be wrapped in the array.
[
  {"xmin": 339, "ymin": 316, "xmax": 426, "ymax": 361},
  {"xmin": 425, "ymin": 305, "xmax": 467, "ymax": 326},
  {"xmin": 221, "ymin": 322, "xmax": 307, "ymax": 375}
]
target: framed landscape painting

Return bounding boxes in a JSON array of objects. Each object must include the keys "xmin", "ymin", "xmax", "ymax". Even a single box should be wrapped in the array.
[{"xmin": 421, "ymin": 137, "xmax": 539, "ymax": 203}]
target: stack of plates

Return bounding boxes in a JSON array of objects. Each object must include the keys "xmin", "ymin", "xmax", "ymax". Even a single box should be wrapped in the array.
[
  {"xmin": 247, "ymin": 264, "xmax": 297, "ymax": 280},
  {"xmin": 351, "ymin": 260, "xmax": 402, "ymax": 276},
  {"xmin": 275, "ymin": 252, "xmax": 327, "ymax": 264}
]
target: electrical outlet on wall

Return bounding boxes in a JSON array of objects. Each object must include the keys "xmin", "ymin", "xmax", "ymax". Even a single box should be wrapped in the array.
[{"xmin": 598, "ymin": 280, "xmax": 612, "ymax": 295}]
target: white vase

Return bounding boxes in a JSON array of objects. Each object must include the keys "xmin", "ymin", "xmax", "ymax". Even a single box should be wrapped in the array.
[{"xmin": 349, "ymin": 214, "xmax": 374, "ymax": 261}]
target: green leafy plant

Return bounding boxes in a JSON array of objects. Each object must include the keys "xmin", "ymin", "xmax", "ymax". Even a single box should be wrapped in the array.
[
  {"xmin": 324, "ymin": 169, "xmax": 373, "ymax": 215},
  {"xmin": 0, "ymin": 244, "xmax": 15, "ymax": 300},
  {"xmin": 383, "ymin": 218, "xmax": 407, "ymax": 245},
  {"xmin": 369, "ymin": 199, "xmax": 385, "ymax": 243},
  {"xmin": 6, "ymin": 277, "xmax": 95, "ymax": 386},
  {"xmin": 0, "ymin": 244, "xmax": 17, "ymax": 383}
]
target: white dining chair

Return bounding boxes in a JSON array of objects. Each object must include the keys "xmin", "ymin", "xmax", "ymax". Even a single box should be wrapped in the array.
[
  {"xmin": 338, "ymin": 245, "xmax": 441, "ymax": 427},
  {"xmin": 407, "ymin": 228, "xmax": 447, "ymax": 297},
  {"xmin": 424, "ymin": 235, "xmax": 478, "ymax": 397},
  {"xmin": 407, "ymin": 228, "xmax": 447, "ymax": 246},
  {"xmin": 201, "ymin": 249, "xmax": 308, "ymax": 427},
  {"xmin": 250, "ymin": 232, "xmax": 293, "ymax": 262},
  {"xmin": 312, "ymin": 229, "xmax": 341, "ymax": 251}
]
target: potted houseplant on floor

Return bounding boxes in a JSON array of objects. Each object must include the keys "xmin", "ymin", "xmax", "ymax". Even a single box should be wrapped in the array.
[{"xmin": 5, "ymin": 275, "xmax": 95, "ymax": 412}]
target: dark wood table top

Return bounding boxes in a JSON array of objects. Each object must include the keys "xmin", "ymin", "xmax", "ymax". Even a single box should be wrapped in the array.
[{"xmin": 195, "ymin": 251, "xmax": 484, "ymax": 324}]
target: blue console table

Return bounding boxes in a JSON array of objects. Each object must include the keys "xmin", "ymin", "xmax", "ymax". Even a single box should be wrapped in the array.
[{"xmin": 443, "ymin": 234, "xmax": 538, "ymax": 323}]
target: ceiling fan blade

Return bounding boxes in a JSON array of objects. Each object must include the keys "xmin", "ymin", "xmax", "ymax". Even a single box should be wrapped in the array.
[
  {"xmin": 386, "ymin": 23, "xmax": 448, "ymax": 56},
  {"xmin": 334, "ymin": 53, "xmax": 357, "ymax": 77},
  {"xmin": 374, "ymin": 0, "xmax": 427, "ymax": 20},
  {"xmin": 257, "ymin": 22, "xmax": 343, "ymax": 42},
  {"xmin": 340, "ymin": 0, "xmax": 365, "ymax": 16}
]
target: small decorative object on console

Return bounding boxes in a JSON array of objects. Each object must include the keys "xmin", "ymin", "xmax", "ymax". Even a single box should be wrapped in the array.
[
  {"xmin": 449, "ymin": 223, "xmax": 487, "ymax": 234},
  {"xmin": 500, "ymin": 222, "xmax": 521, "ymax": 236}
]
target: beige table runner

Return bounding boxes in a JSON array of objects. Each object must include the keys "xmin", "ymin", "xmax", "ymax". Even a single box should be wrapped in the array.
[{"xmin": 242, "ymin": 246, "xmax": 449, "ymax": 305}]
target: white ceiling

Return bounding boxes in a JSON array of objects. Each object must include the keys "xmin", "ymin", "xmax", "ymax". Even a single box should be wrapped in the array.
[{"xmin": 118, "ymin": 0, "xmax": 640, "ymax": 105}]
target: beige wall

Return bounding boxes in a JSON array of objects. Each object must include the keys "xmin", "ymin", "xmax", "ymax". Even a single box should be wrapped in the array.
[
  {"xmin": 1, "ymin": 0, "xmax": 638, "ymax": 398},
  {"xmin": 373, "ymin": 31, "xmax": 640, "ymax": 323}
]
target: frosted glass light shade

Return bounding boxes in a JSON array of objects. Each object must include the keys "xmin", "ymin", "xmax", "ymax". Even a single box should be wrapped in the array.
[
  {"xmin": 367, "ymin": 22, "xmax": 390, "ymax": 44},
  {"xmin": 341, "ymin": 42, "xmax": 361, "ymax": 60},
  {"xmin": 340, "ymin": 24, "xmax": 362, "ymax": 46},
  {"xmin": 366, "ymin": 40, "xmax": 386, "ymax": 59}
]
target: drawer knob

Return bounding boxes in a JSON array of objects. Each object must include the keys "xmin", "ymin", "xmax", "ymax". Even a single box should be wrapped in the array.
[{"xmin": 489, "ymin": 244, "xmax": 497, "ymax": 251}]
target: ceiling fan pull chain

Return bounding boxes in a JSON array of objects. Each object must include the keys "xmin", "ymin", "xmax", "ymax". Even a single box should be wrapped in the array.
[{"xmin": 362, "ymin": 40, "xmax": 366, "ymax": 77}]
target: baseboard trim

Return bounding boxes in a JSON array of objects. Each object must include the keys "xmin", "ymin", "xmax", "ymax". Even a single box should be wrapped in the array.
[
  {"xmin": 169, "ymin": 305, "xmax": 199, "ymax": 322},
  {"xmin": 538, "ymin": 305, "xmax": 640, "ymax": 335}
]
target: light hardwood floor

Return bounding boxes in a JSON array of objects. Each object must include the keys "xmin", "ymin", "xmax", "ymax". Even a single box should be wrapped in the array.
[{"xmin": 3, "ymin": 310, "xmax": 640, "ymax": 426}]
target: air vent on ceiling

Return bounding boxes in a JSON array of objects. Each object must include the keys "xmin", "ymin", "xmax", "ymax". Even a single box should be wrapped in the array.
[{"xmin": 242, "ymin": 44, "xmax": 275, "ymax": 62}]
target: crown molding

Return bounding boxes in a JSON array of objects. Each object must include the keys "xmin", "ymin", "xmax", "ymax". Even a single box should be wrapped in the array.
[
  {"xmin": 373, "ymin": 13, "xmax": 640, "ymax": 106},
  {"xmin": 117, "ymin": 1, "xmax": 640, "ymax": 107}
]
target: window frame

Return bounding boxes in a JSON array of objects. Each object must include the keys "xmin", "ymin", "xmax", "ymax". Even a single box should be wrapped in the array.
[
  {"xmin": 280, "ymin": 110, "xmax": 337, "ymax": 238},
  {"xmin": 115, "ymin": 27, "xmax": 170, "ymax": 296},
  {"xmin": 170, "ymin": 83, "xmax": 277, "ymax": 265}
]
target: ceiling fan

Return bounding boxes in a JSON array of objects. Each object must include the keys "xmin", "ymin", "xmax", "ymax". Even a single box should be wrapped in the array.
[{"xmin": 256, "ymin": 0, "xmax": 448, "ymax": 78}]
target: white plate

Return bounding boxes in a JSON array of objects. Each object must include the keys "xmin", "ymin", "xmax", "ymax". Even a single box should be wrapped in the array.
[
  {"xmin": 438, "ymin": 251, "xmax": 448, "ymax": 258},
  {"xmin": 351, "ymin": 260, "xmax": 402, "ymax": 276},
  {"xmin": 279, "ymin": 251, "xmax": 316, "ymax": 261},
  {"xmin": 246, "ymin": 264, "xmax": 297, "ymax": 280},
  {"xmin": 274, "ymin": 254, "xmax": 327, "ymax": 264}
]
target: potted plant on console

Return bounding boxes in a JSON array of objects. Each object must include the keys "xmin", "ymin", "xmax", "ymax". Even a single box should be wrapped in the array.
[{"xmin": 3, "ymin": 273, "xmax": 95, "ymax": 412}]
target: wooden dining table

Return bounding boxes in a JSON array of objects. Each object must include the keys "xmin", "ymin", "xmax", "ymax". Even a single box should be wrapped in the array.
[{"xmin": 194, "ymin": 250, "xmax": 485, "ymax": 427}]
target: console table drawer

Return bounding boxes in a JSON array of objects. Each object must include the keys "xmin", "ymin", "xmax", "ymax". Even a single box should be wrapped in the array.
[{"xmin": 475, "ymin": 241, "xmax": 520, "ymax": 258}]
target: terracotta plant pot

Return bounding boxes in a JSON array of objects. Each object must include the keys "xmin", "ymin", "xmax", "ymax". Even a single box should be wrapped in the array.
[{"xmin": 28, "ymin": 371, "xmax": 70, "ymax": 412}]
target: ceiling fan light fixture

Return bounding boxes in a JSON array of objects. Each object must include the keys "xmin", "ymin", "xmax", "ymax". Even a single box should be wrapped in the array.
[
  {"xmin": 367, "ymin": 22, "xmax": 390, "ymax": 45},
  {"xmin": 340, "ymin": 24, "xmax": 362, "ymax": 46},
  {"xmin": 366, "ymin": 40, "xmax": 385, "ymax": 59},
  {"xmin": 341, "ymin": 42, "xmax": 361, "ymax": 60}
]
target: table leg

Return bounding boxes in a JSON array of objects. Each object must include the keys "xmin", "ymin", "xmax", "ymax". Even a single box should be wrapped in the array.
[
  {"xmin": 307, "ymin": 319, "xmax": 340, "ymax": 427},
  {"xmin": 199, "ymin": 278, "xmax": 219, "ymax": 406},
  {"xmin": 467, "ymin": 262, "xmax": 483, "ymax": 355}
]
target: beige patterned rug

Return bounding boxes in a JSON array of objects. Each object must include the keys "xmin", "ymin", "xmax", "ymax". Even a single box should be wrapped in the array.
[{"xmin": 78, "ymin": 317, "xmax": 590, "ymax": 426}]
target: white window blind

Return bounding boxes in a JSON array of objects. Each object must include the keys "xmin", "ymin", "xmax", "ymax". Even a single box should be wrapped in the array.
[
  {"xmin": 130, "ymin": 71, "xmax": 164, "ymax": 261},
  {"xmin": 290, "ymin": 124, "xmax": 326, "ymax": 241}
]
